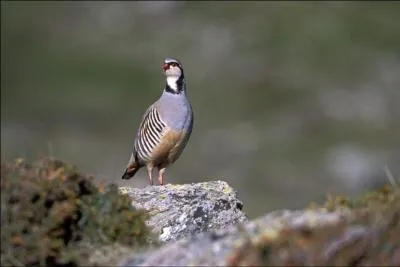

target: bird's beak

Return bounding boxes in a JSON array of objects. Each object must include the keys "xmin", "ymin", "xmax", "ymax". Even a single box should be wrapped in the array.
[{"xmin": 162, "ymin": 63, "xmax": 169, "ymax": 71}]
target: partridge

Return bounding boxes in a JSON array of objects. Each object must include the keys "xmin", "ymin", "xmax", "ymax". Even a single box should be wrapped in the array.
[{"xmin": 122, "ymin": 58, "xmax": 194, "ymax": 185}]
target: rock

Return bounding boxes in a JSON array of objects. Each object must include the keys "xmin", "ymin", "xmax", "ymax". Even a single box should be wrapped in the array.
[
  {"xmin": 118, "ymin": 209, "xmax": 351, "ymax": 266},
  {"xmin": 119, "ymin": 207, "xmax": 400, "ymax": 266},
  {"xmin": 118, "ymin": 180, "xmax": 247, "ymax": 243}
]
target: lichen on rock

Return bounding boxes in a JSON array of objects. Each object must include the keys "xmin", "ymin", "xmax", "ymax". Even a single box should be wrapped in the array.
[
  {"xmin": 119, "ymin": 180, "xmax": 247, "ymax": 243},
  {"xmin": 119, "ymin": 184, "xmax": 400, "ymax": 266}
]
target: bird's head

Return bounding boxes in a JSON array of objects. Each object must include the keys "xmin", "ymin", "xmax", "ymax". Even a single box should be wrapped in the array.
[{"xmin": 162, "ymin": 58, "xmax": 183, "ymax": 78}]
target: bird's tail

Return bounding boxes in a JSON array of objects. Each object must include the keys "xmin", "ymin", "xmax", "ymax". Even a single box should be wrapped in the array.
[{"xmin": 121, "ymin": 154, "xmax": 141, "ymax": 180}]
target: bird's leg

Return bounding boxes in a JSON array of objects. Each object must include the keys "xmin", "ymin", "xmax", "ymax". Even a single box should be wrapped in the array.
[
  {"xmin": 158, "ymin": 167, "xmax": 166, "ymax": 186},
  {"xmin": 146, "ymin": 164, "xmax": 154, "ymax": 185}
]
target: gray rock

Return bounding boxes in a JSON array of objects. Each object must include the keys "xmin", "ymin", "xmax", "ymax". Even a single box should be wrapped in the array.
[
  {"xmin": 119, "ymin": 209, "xmax": 355, "ymax": 266},
  {"xmin": 116, "ymin": 182, "xmax": 399, "ymax": 266},
  {"xmin": 118, "ymin": 180, "xmax": 247, "ymax": 243}
]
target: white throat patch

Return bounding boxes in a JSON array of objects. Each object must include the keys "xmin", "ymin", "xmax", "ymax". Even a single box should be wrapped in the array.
[{"xmin": 166, "ymin": 76, "xmax": 179, "ymax": 91}]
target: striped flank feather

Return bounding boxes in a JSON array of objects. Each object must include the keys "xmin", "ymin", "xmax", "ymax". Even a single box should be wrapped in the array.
[{"xmin": 135, "ymin": 106, "xmax": 167, "ymax": 162}]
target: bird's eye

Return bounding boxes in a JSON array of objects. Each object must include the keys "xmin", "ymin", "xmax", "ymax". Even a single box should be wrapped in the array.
[{"xmin": 171, "ymin": 63, "xmax": 178, "ymax": 67}]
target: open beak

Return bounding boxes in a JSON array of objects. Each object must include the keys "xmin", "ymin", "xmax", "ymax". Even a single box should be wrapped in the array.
[{"xmin": 162, "ymin": 63, "xmax": 169, "ymax": 71}]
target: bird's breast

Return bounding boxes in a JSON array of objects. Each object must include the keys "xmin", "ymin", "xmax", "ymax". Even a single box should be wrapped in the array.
[{"xmin": 157, "ymin": 99, "xmax": 192, "ymax": 132}]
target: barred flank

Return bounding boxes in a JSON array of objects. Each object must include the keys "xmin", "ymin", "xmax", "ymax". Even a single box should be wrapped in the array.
[{"xmin": 135, "ymin": 107, "xmax": 166, "ymax": 161}]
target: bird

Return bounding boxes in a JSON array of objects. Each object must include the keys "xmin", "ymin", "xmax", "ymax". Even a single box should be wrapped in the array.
[{"xmin": 121, "ymin": 58, "xmax": 194, "ymax": 186}]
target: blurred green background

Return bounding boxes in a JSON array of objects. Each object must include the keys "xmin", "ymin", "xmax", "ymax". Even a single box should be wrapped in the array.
[{"xmin": 2, "ymin": 1, "xmax": 400, "ymax": 218}]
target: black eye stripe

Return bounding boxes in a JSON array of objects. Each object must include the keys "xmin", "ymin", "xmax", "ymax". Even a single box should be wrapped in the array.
[{"xmin": 168, "ymin": 62, "xmax": 179, "ymax": 67}]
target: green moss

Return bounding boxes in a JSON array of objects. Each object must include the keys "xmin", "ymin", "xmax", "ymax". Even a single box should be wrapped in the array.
[{"xmin": 1, "ymin": 157, "xmax": 153, "ymax": 267}]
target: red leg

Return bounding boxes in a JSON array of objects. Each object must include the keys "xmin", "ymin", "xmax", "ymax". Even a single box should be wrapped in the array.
[
  {"xmin": 158, "ymin": 167, "xmax": 166, "ymax": 185},
  {"xmin": 146, "ymin": 165, "xmax": 154, "ymax": 185}
]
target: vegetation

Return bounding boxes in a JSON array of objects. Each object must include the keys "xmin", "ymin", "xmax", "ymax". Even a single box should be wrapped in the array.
[{"xmin": 1, "ymin": 157, "xmax": 153, "ymax": 267}]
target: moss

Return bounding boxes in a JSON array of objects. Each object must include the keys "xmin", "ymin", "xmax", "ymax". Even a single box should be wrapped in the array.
[
  {"xmin": 227, "ymin": 184, "xmax": 400, "ymax": 266},
  {"xmin": 1, "ymin": 157, "xmax": 153, "ymax": 267}
]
